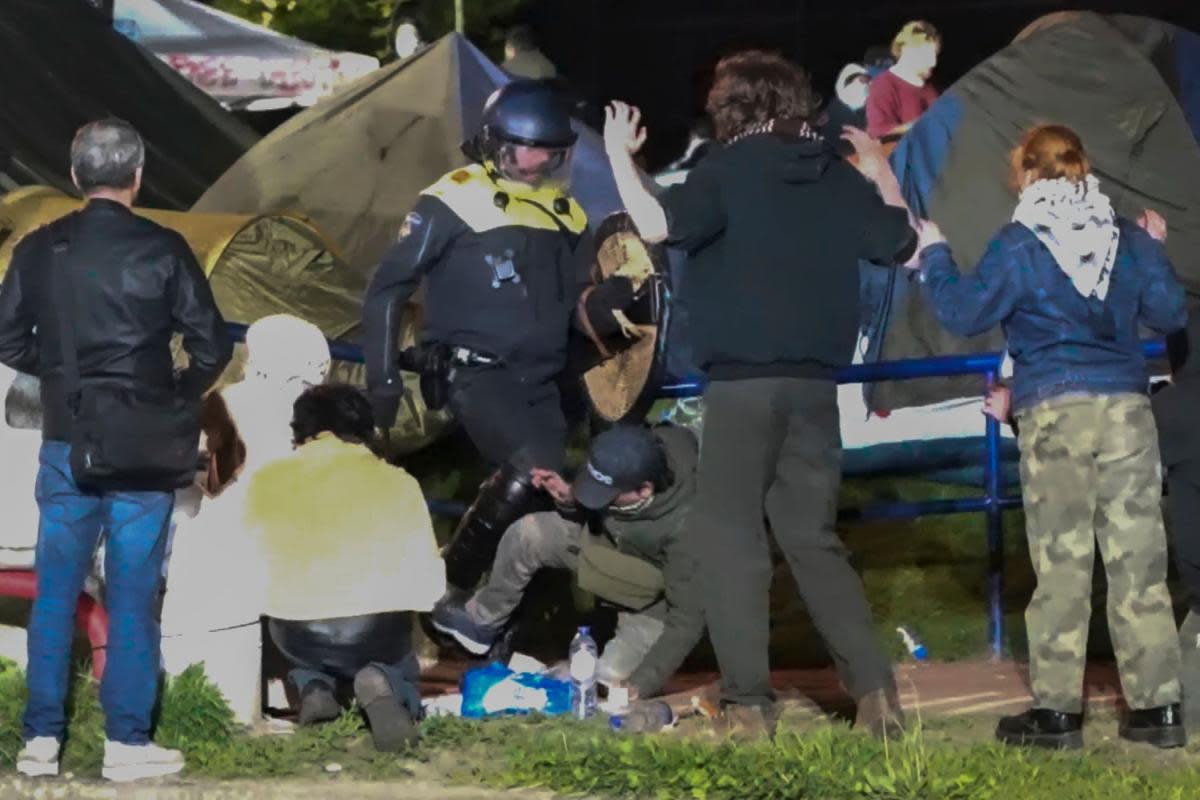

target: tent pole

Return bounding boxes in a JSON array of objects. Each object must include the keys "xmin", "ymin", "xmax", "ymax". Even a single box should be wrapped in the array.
[{"xmin": 454, "ymin": 0, "xmax": 465, "ymax": 33}]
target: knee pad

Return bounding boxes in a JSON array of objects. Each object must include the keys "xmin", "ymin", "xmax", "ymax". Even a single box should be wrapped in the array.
[{"xmin": 442, "ymin": 462, "xmax": 543, "ymax": 591}]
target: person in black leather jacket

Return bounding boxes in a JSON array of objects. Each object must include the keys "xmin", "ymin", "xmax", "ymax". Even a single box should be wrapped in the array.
[
  {"xmin": 0, "ymin": 118, "xmax": 230, "ymax": 782},
  {"xmin": 362, "ymin": 80, "xmax": 640, "ymax": 602}
]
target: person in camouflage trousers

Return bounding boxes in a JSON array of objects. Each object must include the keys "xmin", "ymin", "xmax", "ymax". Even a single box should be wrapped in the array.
[
  {"xmin": 911, "ymin": 124, "xmax": 1187, "ymax": 750},
  {"xmin": 1018, "ymin": 395, "xmax": 1180, "ymax": 718}
]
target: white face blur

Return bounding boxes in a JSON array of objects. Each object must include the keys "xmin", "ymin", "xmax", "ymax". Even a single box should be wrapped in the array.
[
  {"xmin": 902, "ymin": 41, "xmax": 940, "ymax": 80},
  {"xmin": 394, "ymin": 24, "xmax": 420, "ymax": 59},
  {"xmin": 840, "ymin": 74, "xmax": 870, "ymax": 111}
]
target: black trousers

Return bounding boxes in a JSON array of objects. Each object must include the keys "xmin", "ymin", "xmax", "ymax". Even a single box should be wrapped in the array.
[
  {"xmin": 267, "ymin": 612, "xmax": 421, "ymax": 714},
  {"xmin": 1169, "ymin": 465, "xmax": 1200, "ymax": 615},
  {"xmin": 690, "ymin": 377, "xmax": 894, "ymax": 708},
  {"xmin": 448, "ymin": 366, "xmax": 567, "ymax": 472}
]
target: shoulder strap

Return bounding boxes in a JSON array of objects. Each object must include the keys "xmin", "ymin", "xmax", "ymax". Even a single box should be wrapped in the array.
[
  {"xmin": 50, "ymin": 216, "xmax": 81, "ymax": 413},
  {"xmin": 575, "ymin": 285, "xmax": 612, "ymax": 359}
]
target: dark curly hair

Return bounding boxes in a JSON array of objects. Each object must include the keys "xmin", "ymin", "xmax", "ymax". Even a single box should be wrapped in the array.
[
  {"xmin": 290, "ymin": 384, "xmax": 377, "ymax": 448},
  {"xmin": 705, "ymin": 50, "xmax": 816, "ymax": 142}
]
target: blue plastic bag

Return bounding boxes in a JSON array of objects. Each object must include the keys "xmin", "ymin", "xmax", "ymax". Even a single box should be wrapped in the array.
[{"xmin": 460, "ymin": 661, "xmax": 573, "ymax": 719}]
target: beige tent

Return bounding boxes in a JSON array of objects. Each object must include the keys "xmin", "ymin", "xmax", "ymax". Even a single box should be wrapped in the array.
[
  {"xmin": 0, "ymin": 185, "xmax": 363, "ymax": 336},
  {"xmin": 0, "ymin": 186, "xmax": 448, "ymax": 453}
]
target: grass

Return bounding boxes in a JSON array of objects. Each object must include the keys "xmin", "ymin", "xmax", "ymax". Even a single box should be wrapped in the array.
[{"xmin": 3, "ymin": 660, "xmax": 1200, "ymax": 799}]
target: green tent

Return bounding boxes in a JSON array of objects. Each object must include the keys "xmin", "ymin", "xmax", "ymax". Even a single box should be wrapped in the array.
[
  {"xmin": 193, "ymin": 32, "xmax": 630, "ymax": 275},
  {"xmin": 864, "ymin": 12, "xmax": 1200, "ymax": 411}
]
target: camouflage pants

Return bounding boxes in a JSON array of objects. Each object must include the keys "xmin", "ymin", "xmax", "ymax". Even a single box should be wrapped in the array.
[
  {"xmin": 467, "ymin": 512, "xmax": 667, "ymax": 683},
  {"xmin": 1017, "ymin": 393, "xmax": 1181, "ymax": 713}
]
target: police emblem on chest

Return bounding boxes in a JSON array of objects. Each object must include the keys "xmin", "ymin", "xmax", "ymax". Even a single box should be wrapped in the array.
[{"xmin": 485, "ymin": 249, "xmax": 520, "ymax": 289}]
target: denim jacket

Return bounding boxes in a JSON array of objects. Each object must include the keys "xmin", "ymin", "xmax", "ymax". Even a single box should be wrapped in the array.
[{"xmin": 919, "ymin": 218, "xmax": 1187, "ymax": 413}]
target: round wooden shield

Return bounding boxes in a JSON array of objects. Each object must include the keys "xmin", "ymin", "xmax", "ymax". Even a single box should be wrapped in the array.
[{"xmin": 582, "ymin": 212, "xmax": 672, "ymax": 423}]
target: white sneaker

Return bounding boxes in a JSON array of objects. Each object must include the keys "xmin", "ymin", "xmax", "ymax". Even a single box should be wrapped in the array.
[
  {"xmin": 16, "ymin": 736, "xmax": 60, "ymax": 778},
  {"xmin": 101, "ymin": 740, "xmax": 185, "ymax": 782}
]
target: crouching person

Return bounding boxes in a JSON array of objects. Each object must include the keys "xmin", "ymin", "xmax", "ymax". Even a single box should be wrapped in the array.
[
  {"xmin": 249, "ymin": 385, "xmax": 445, "ymax": 751},
  {"xmin": 433, "ymin": 424, "xmax": 703, "ymax": 699}
]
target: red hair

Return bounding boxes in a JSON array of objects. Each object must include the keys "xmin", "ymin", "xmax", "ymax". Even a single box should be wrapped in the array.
[{"xmin": 1010, "ymin": 124, "xmax": 1090, "ymax": 190}]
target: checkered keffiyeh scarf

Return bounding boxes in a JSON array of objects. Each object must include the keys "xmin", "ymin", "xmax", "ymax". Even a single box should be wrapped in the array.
[
  {"xmin": 726, "ymin": 118, "xmax": 822, "ymax": 145},
  {"xmin": 1012, "ymin": 175, "xmax": 1120, "ymax": 302}
]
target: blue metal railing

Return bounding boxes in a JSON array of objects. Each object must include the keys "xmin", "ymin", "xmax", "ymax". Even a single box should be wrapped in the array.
[{"xmin": 226, "ymin": 322, "xmax": 1166, "ymax": 659}]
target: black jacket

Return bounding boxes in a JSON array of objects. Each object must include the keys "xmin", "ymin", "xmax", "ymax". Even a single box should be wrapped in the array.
[
  {"xmin": 1154, "ymin": 309, "xmax": 1200, "ymax": 469},
  {"xmin": 362, "ymin": 164, "xmax": 632, "ymax": 403},
  {"xmin": 0, "ymin": 200, "xmax": 231, "ymax": 441},
  {"xmin": 660, "ymin": 132, "xmax": 915, "ymax": 380}
]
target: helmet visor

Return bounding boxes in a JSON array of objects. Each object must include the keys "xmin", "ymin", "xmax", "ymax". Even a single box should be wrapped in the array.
[{"xmin": 495, "ymin": 142, "xmax": 572, "ymax": 188}]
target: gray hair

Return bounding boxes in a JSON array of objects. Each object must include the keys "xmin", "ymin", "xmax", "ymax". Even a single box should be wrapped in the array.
[{"xmin": 70, "ymin": 118, "xmax": 145, "ymax": 194}]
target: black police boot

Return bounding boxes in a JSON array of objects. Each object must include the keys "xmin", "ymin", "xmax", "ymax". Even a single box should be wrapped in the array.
[
  {"xmin": 441, "ymin": 462, "xmax": 539, "ymax": 593},
  {"xmin": 1119, "ymin": 704, "xmax": 1186, "ymax": 749},
  {"xmin": 995, "ymin": 708, "xmax": 1083, "ymax": 750}
]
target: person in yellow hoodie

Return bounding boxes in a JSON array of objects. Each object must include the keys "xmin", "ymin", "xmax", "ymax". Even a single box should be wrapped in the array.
[{"xmin": 249, "ymin": 384, "xmax": 445, "ymax": 751}]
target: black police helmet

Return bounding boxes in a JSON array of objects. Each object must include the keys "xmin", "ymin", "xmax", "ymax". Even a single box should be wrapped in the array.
[{"xmin": 480, "ymin": 80, "xmax": 577, "ymax": 149}]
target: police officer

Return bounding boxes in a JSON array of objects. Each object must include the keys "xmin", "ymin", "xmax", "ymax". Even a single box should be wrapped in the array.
[{"xmin": 362, "ymin": 80, "xmax": 639, "ymax": 600}]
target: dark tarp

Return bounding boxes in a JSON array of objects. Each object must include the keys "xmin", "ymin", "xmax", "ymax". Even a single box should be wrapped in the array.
[
  {"xmin": 193, "ymin": 32, "xmax": 631, "ymax": 275},
  {"xmin": 0, "ymin": 0, "xmax": 258, "ymax": 210},
  {"xmin": 864, "ymin": 12, "xmax": 1200, "ymax": 412}
]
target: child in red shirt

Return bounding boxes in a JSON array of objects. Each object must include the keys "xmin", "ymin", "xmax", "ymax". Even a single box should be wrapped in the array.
[{"xmin": 867, "ymin": 21, "xmax": 941, "ymax": 139}]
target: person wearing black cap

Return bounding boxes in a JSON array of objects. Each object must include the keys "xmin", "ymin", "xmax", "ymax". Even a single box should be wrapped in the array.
[
  {"xmin": 361, "ymin": 80, "xmax": 643, "ymax": 607},
  {"xmin": 432, "ymin": 424, "xmax": 703, "ymax": 698}
]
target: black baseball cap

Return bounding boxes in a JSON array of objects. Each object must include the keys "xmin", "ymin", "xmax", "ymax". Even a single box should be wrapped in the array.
[{"xmin": 573, "ymin": 425, "xmax": 664, "ymax": 510}]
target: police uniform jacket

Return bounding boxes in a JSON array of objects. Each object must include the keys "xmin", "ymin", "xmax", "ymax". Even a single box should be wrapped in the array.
[{"xmin": 363, "ymin": 164, "xmax": 629, "ymax": 397}]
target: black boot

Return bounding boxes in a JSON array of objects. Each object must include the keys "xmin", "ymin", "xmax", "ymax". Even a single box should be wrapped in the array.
[
  {"xmin": 1119, "ymin": 704, "xmax": 1186, "ymax": 749},
  {"xmin": 297, "ymin": 682, "xmax": 341, "ymax": 726},
  {"xmin": 353, "ymin": 666, "xmax": 418, "ymax": 752},
  {"xmin": 441, "ymin": 462, "xmax": 539, "ymax": 592},
  {"xmin": 1180, "ymin": 611, "xmax": 1200, "ymax": 737},
  {"xmin": 995, "ymin": 708, "xmax": 1083, "ymax": 750}
]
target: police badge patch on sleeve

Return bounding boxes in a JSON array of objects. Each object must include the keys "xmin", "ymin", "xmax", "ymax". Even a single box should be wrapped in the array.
[{"xmin": 397, "ymin": 211, "xmax": 423, "ymax": 241}]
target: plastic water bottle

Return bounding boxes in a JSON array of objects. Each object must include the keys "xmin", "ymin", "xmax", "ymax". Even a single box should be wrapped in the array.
[
  {"xmin": 897, "ymin": 626, "xmax": 928, "ymax": 661},
  {"xmin": 568, "ymin": 626, "xmax": 599, "ymax": 719},
  {"xmin": 610, "ymin": 701, "xmax": 674, "ymax": 733}
]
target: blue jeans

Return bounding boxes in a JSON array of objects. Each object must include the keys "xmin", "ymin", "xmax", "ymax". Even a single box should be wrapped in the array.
[{"xmin": 23, "ymin": 441, "xmax": 174, "ymax": 744}]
